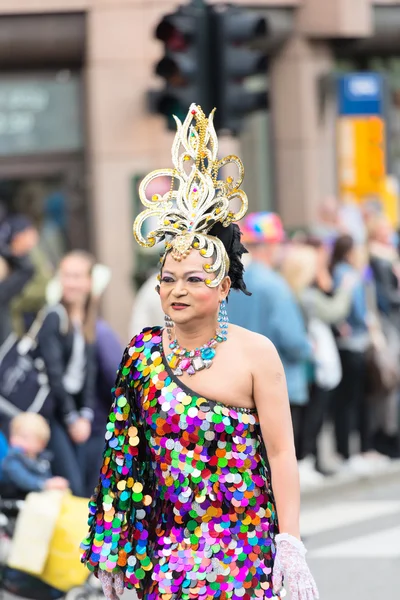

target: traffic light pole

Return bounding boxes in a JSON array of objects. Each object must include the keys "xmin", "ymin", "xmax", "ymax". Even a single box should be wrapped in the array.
[
  {"xmin": 150, "ymin": 0, "xmax": 215, "ymax": 128},
  {"xmin": 187, "ymin": 0, "xmax": 214, "ymax": 114}
]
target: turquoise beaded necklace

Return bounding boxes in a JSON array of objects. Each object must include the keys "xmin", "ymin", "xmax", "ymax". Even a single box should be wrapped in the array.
[{"xmin": 165, "ymin": 300, "xmax": 229, "ymax": 376}]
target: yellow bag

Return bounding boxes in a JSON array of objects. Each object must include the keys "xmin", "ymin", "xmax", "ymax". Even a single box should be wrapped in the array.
[
  {"xmin": 7, "ymin": 490, "xmax": 64, "ymax": 576},
  {"xmin": 40, "ymin": 492, "xmax": 89, "ymax": 592}
]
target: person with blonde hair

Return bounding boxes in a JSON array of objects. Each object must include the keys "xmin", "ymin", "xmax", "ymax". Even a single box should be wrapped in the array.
[
  {"xmin": 282, "ymin": 242, "xmax": 357, "ymax": 483},
  {"xmin": 280, "ymin": 245, "xmax": 318, "ymax": 298},
  {"xmin": 278, "ymin": 245, "xmax": 317, "ymax": 469},
  {"xmin": 1, "ymin": 412, "xmax": 68, "ymax": 494}
]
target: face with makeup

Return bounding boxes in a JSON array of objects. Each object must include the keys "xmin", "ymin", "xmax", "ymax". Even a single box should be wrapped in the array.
[{"xmin": 159, "ymin": 249, "xmax": 231, "ymax": 325}]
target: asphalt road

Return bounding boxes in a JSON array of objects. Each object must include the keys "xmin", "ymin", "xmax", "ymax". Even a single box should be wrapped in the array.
[
  {"xmin": 3, "ymin": 474, "xmax": 399, "ymax": 600},
  {"xmin": 301, "ymin": 475, "xmax": 400, "ymax": 600}
]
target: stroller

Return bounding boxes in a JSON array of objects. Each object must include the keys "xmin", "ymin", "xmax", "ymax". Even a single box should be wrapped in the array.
[{"xmin": 0, "ymin": 432, "xmax": 102, "ymax": 600}]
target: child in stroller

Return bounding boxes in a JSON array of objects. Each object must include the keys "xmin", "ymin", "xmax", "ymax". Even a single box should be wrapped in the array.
[
  {"xmin": 1, "ymin": 413, "xmax": 68, "ymax": 497},
  {"xmin": 0, "ymin": 416, "xmax": 102, "ymax": 600}
]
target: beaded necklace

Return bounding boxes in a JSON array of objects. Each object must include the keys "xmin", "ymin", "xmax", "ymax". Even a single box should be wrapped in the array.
[{"xmin": 165, "ymin": 301, "xmax": 229, "ymax": 376}]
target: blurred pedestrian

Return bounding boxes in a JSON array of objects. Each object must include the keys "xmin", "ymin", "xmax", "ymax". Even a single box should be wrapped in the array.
[
  {"xmin": 310, "ymin": 196, "xmax": 344, "ymax": 245},
  {"xmin": 367, "ymin": 214, "xmax": 400, "ymax": 458},
  {"xmin": 129, "ymin": 270, "xmax": 164, "ymax": 337},
  {"xmin": 368, "ymin": 213, "xmax": 400, "ymax": 327},
  {"xmin": 0, "ymin": 413, "xmax": 68, "ymax": 496},
  {"xmin": 5, "ymin": 214, "xmax": 53, "ymax": 336},
  {"xmin": 330, "ymin": 235, "xmax": 372, "ymax": 473},
  {"xmin": 0, "ymin": 217, "xmax": 34, "ymax": 346},
  {"xmin": 287, "ymin": 241, "xmax": 356, "ymax": 481},
  {"xmin": 228, "ymin": 212, "xmax": 313, "ymax": 459},
  {"xmin": 339, "ymin": 201, "xmax": 367, "ymax": 246},
  {"xmin": 36, "ymin": 250, "xmax": 98, "ymax": 497},
  {"xmin": 85, "ymin": 318, "xmax": 122, "ymax": 496}
]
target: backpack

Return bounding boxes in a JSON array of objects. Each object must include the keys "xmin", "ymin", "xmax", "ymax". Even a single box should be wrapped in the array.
[{"xmin": 0, "ymin": 305, "xmax": 68, "ymax": 420}]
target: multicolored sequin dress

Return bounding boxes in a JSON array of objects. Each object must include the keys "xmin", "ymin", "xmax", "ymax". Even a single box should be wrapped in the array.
[{"xmin": 81, "ymin": 327, "xmax": 280, "ymax": 600}]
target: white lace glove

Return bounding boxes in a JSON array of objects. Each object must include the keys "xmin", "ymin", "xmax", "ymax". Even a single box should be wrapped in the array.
[
  {"xmin": 98, "ymin": 570, "xmax": 124, "ymax": 600},
  {"xmin": 273, "ymin": 533, "xmax": 319, "ymax": 600}
]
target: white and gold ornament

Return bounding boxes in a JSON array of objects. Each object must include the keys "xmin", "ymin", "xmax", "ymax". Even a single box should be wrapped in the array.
[{"xmin": 133, "ymin": 104, "xmax": 248, "ymax": 287}]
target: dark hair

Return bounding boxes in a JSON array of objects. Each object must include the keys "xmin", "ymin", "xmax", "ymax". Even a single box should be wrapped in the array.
[
  {"xmin": 304, "ymin": 235, "xmax": 323, "ymax": 250},
  {"xmin": 209, "ymin": 222, "xmax": 251, "ymax": 296},
  {"xmin": 330, "ymin": 234, "xmax": 354, "ymax": 273}
]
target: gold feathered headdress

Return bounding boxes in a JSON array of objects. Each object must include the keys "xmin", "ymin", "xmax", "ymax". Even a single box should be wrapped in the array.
[{"xmin": 133, "ymin": 104, "xmax": 248, "ymax": 287}]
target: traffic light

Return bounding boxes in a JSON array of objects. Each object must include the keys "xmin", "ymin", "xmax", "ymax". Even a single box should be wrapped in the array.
[
  {"xmin": 151, "ymin": 2, "xmax": 214, "ymax": 130},
  {"xmin": 213, "ymin": 5, "xmax": 269, "ymax": 133},
  {"xmin": 150, "ymin": 2, "xmax": 292, "ymax": 134}
]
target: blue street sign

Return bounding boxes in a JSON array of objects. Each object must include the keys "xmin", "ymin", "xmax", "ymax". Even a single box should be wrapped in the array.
[{"xmin": 338, "ymin": 73, "xmax": 384, "ymax": 116}]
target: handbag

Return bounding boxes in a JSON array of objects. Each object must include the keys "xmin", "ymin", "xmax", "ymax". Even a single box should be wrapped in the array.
[
  {"xmin": 0, "ymin": 305, "xmax": 68, "ymax": 420},
  {"xmin": 7, "ymin": 490, "xmax": 65, "ymax": 577},
  {"xmin": 40, "ymin": 492, "xmax": 90, "ymax": 592},
  {"xmin": 308, "ymin": 317, "xmax": 342, "ymax": 391}
]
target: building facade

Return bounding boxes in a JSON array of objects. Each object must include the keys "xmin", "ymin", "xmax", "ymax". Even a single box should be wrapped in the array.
[{"xmin": 0, "ymin": 0, "xmax": 399, "ymax": 338}]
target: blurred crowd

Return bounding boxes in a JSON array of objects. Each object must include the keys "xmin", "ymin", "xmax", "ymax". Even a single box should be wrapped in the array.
[
  {"xmin": 0, "ymin": 208, "xmax": 123, "ymax": 500},
  {"xmin": 132, "ymin": 196, "xmax": 400, "ymax": 488},
  {"xmin": 1, "ymin": 194, "xmax": 400, "ymax": 499},
  {"xmin": 228, "ymin": 198, "xmax": 400, "ymax": 487}
]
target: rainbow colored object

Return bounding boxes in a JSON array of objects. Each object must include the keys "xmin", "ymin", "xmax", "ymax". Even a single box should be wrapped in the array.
[
  {"xmin": 240, "ymin": 212, "xmax": 285, "ymax": 245},
  {"xmin": 81, "ymin": 327, "xmax": 281, "ymax": 600}
]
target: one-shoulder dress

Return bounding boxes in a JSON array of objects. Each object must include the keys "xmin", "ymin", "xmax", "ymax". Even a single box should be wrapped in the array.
[{"xmin": 81, "ymin": 327, "xmax": 281, "ymax": 600}]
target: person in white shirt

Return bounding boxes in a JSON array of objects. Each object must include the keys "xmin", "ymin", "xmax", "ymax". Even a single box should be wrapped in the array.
[{"xmin": 129, "ymin": 271, "xmax": 165, "ymax": 337}]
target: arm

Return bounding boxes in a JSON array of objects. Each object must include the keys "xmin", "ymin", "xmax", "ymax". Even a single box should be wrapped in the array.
[
  {"xmin": 303, "ymin": 286, "xmax": 352, "ymax": 325},
  {"xmin": 81, "ymin": 338, "xmax": 157, "ymax": 594},
  {"xmin": 351, "ymin": 281, "xmax": 368, "ymax": 326},
  {"xmin": 268, "ymin": 289, "xmax": 312, "ymax": 362},
  {"xmin": 2, "ymin": 454, "xmax": 47, "ymax": 492},
  {"xmin": 251, "ymin": 338, "xmax": 318, "ymax": 598},
  {"xmin": 0, "ymin": 255, "xmax": 34, "ymax": 304},
  {"xmin": 253, "ymin": 336, "xmax": 300, "ymax": 538},
  {"xmin": 333, "ymin": 262, "xmax": 367, "ymax": 326},
  {"xmin": 37, "ymin": 311, "xmax": 78, "ymax": 424}
]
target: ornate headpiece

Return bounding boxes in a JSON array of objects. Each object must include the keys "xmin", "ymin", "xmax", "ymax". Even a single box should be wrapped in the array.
[{"xmin": 133, "ymin": 104, "xmax": 248, "ymax": 287}]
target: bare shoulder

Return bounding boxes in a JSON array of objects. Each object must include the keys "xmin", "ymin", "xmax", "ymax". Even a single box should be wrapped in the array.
[{"xmin": 228, "ymin": 324, "xmax": 281, "ymax": 366}]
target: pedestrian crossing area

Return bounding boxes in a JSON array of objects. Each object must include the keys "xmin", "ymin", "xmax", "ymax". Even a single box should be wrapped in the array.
[
  {"xmin": 309, "ymin": 526, "xmax": 400, "ymax": 558},
  {"xmin": 301, "ymin": 500, "xmax": 400, "ymax": 559}
]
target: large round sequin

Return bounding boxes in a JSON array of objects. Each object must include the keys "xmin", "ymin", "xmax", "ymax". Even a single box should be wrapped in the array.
[{"xmin": 81, "ymin": 327, "xmax": 281, "ymax": 599}]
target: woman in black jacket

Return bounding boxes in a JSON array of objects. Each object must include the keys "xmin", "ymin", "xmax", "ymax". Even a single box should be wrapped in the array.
[{"xmin": 37, "ymin": 250, "xmax": 98, "ymax": 496}]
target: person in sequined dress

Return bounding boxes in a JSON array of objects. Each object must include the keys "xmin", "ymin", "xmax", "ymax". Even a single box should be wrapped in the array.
[{"xmin": 81, "ymin": 105, "xmax": 319, "ymax": 600}]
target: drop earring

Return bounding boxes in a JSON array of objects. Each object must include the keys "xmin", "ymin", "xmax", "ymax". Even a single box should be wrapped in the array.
[
  {"xmin": 217, "ymin": 300, "xmax": 229, "ymax": 341},
  {"xmin": 164, "ymin": 314, "xmax": 174, "ymax": 340}
]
